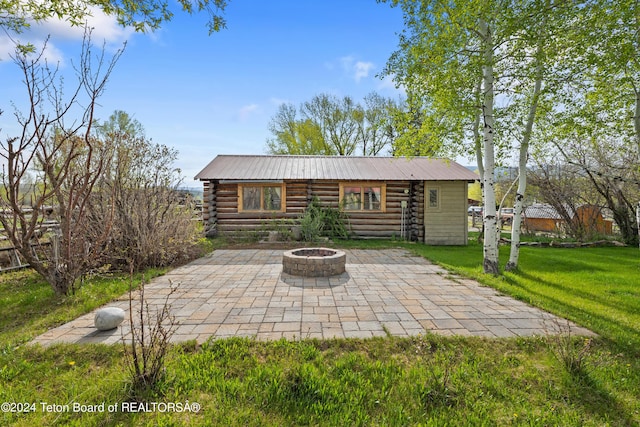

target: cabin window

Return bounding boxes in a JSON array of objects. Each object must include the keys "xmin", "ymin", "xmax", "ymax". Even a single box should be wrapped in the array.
[
  {"xmin": 428, "ymin": 187, "xmax": 440, "ymax": 209},
  {"xmin": 238, "ymin": 184, "xmax": 285, "ymax": 212},
  {"xmin": 339, "ymin": 183, "xmax": 386, "ymax": 212}
]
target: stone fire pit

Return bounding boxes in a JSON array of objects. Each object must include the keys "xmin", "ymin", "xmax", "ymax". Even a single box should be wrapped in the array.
[{"xmin": 282, "ymin": 248, "xmax": 346, "ymax": 277}]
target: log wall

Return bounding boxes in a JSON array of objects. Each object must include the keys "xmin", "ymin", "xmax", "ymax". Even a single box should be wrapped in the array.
[
  {"xmin": 202, "ymin": 180, "xmax": 216, "ymax": 236},
  {"xmin": 200, "ymin": 179, "xmax": 434, "ymax": 241}
]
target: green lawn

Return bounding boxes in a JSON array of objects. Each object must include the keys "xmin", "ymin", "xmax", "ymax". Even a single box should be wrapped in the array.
[
  {"xmin": 0, "ymin": 268, "xmax": 168, "ymax": 348},
  {"xmin": 1, "ymin": 239, "xmax": 639, "ymax": 426},
  {"xmin": 403, "ymin": 239, "xmax": 640, "ymax": 351}
]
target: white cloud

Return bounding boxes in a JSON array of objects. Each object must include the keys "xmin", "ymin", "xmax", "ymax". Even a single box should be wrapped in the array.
[
  {"xmin": 0, "ymin": 34, "xmax": 65, "ymax": 63},
  {"xmin": 0, "ymin": 35, "xmax": 19, "ymax": 61},
  {"xmin": 0, "ymin": 5, "xmax": 133, "ymax": 62},
  {"xmin": 29, "ymin": 5, "xmax": 133, "ymax": 43},
  {"xmin": 236, "ymin": 104, "xmax": 260, "ymax": 121},
  {"xmin": 338, "ymin": 55, "xmax": 375, "ymax": 83},
  {"xmin": 353, "ymin": 61, "xmax": 374, "ymax": 83}
]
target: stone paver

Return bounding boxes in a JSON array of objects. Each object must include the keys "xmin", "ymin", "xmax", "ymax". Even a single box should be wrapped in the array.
[{"xmin": 31, "ymin": 249, "xmax": 594, "ymax": 346}]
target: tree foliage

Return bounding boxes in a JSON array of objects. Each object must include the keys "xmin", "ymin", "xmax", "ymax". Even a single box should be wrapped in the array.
[
  {"xmin": 528, "ymin": 0, "xmax": 640, "ymax": 246},
  {"xmin": 266, "ymin": 104, "xmax": 329, "ymax": 155},
  {"xmin": 301, "ymin": 93, "xmax": 360, "ymax": 155},
  {"xmin": 380, "ymin": 0, "xmax": 633, "ymax": 271},
  {"xmin": 266, "ymin": 92, "xmax": 405, "ymax": 156},
  {"xmin": 382, "ymin": 0, "xmax": 509, "ymax": 273},
  {"xmin": 1, "ymin": 0, "xmax": 228, "ymax": 34}
]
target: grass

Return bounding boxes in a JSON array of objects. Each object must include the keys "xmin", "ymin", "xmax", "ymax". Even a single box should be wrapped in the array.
[
  {"xmin": 403, "ymin": 237, "xmax": 640, "ymax": 352},
  {"xmin": 0, "ymin": 268, "xmax": 168, "ymax": 348},
  {"xmin": 1, "ymin": 237, "xmax": 639, "ymax": 426}
]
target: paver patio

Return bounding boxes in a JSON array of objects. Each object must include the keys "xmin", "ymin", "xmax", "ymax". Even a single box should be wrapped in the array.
[{"xmin": 31, "ymin": 249, "xmax": 593, "ymax": 346}]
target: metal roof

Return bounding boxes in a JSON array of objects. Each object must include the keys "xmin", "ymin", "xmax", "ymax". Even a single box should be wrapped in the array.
[
  {"xmin": 195, "ymin": 155, "xmax": 479, "ymax": 181},
  {"xmin": 523, "ymin": 204, "xmax": 563, "ymax": 219}
]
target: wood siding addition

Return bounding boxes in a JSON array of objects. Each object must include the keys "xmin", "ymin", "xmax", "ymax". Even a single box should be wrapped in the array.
[{"xmin": 424, "ymin": 181, "xmax": 468, "ymax": 245}]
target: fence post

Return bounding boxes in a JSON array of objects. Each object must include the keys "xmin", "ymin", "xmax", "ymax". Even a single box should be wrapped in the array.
[{"xmin": 51, "ymin": 228, "xmax": 61, "ymax": 267}]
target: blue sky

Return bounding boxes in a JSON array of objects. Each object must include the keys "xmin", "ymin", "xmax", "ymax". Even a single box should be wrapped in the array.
[{"xmin": 0, "ymin": 1, "xmax": 409, "ymax": 184}]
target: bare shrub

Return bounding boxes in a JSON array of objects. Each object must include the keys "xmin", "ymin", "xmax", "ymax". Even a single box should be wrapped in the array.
[
  {"xmin": 92, "ymin": 111, "xmax": 201, "ymax": 270},
  {"xmin": 123, "ymin": 271, "xmax": 180, "ymax": 397},
  {"xmin": 0, "ymin": 33, "xmax": 123, "ymax": 295},
  {"xmin": 544, "ymin": 318, "xmax": 593, "ymax": 374},
  {"xmin": 412, "ymin": 334, "xmax": 459, "ymax": 409}
]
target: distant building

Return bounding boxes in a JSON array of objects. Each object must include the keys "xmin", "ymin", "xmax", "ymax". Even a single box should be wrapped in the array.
[{"xmin": 522, "ymin": 203, "xmax": 613, "ymax": 235}]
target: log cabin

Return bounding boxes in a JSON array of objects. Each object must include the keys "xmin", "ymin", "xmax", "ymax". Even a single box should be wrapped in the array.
[{"xmin": 195, "ymin": 155, "xmax": 479, "ymax": 245}]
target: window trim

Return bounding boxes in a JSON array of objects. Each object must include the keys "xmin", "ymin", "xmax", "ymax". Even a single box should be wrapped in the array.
[
  {"xmin": 237, "ymin": 183, "xmax": 286, "ymax": 213},
  {"xmin": 339, "ymin": 182, "xmax": 386, "ymax": 213}
]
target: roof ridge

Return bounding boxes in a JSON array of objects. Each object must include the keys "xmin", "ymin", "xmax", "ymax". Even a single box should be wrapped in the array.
[
  {"xmin": 194, "ymin": 154, "xmax": 478, "ymax": 181},
  {"xmin": 215, "ymin": 154, "xmax": 448, "ymax": 160}
]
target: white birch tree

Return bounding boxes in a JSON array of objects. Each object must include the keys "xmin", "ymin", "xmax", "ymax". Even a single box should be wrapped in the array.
[
  {"xmin": 505, "ymin": 2, "xmax": 551, "ymax": 270},
  {"xmin": 382, "ymin": 0, "xmax": 580, "ymax": 272},
  {"xmin": 477, "ymin": 18, "xmax": 500, "ymax": 274},
  {"xmin": 382, "ymin": 0, "xmax": 512, "ymax": 274}
]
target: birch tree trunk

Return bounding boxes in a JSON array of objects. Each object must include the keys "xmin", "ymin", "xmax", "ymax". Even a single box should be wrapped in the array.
[
  {"xmin": 634, "ymin": 89, "xmax": 640, "ymax": 154},
  {"xmin": 473, "ymin": 77, "xmax": 485, "ymax": 191},
  {"xmin": 631, "ymin": 16, "xmax": 640, "ymax": 247},
  {"xmin": 506, "ymin": 46, "xmax": 544, "ymax": 271},
  {"xmin": 479, "ymin": 19, "xmax": 500, "ymax": 275},
  {"xmin": 473, "ymin": 78, "xmax": 485, "ymax": 243}
]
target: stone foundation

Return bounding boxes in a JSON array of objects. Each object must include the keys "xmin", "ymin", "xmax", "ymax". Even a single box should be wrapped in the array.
[{"xmin": 282, "ymin": 248, "xmax": 346, "ymax": 277}]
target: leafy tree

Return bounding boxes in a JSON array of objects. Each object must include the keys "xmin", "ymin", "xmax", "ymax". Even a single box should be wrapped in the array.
[
  {"xmin": 266, "ymin": 104, "xmax": 332, "ymax": 155},
  {"xmin": 354, "ymin": 92, "xmax": 396, "ymax": 156},
  {"xmin": 381, "ymin": 0, "xmax": 581, "ymax": 273},
  {"xmin": 386, "ymin": 93, "xmax": 446, "ymax": 157},
  {"xmin": 382, "ymin": 0, "xmax": 505, "ymax": 274},
  {"xmin": 539, "ymin": 0, "xmax": 640, "ymax": 245},
  {"xmin": 266, "ymin": 92, "xmax": 399, "ymax": 156},
  {"xmin": 513, "ymin": 0, "xmax": 640, "ymax": 247},
  {"xmin": 301, "ymin": 93, "xmax": 360, "ymax": 156},
  {"xmin": 1, "ymin": 0, "xmax": 228, "ymax": 35},
  {"xmin": 582, "ymin": 0, "xmax": 640, "ymax": 153}
]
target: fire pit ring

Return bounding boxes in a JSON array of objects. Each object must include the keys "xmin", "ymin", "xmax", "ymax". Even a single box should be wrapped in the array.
[{"xmin": 282, "ymin": 248, "xmax": 346, "ymax": 277}]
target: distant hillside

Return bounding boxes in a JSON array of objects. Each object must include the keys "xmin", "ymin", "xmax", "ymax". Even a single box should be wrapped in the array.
[
  {"xmin": 178, "ymin": 187, "xmax": 204, "ymax": 201},
  {"xmin": 463, "ymin": 165, "xmax": 518, "ymax": 181}
]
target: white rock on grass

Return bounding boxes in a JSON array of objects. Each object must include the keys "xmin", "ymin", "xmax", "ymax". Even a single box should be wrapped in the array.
[{"xmin": 94, "ymin": 307, "xmax": 125, "ymax": 331}]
